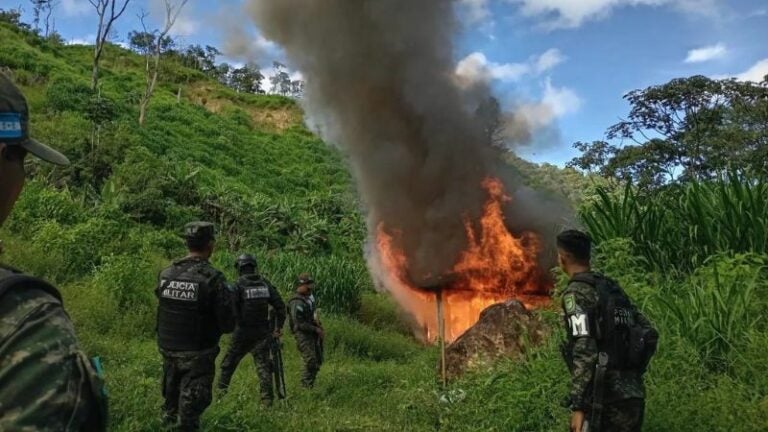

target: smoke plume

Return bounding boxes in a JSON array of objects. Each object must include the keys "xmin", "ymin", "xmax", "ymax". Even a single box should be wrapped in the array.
[{"xmin": 242, "ymin": 0, "xmax": 570, "ymax": 285}]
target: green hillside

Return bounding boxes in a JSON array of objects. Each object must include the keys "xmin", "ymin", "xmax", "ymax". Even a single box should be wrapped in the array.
[{"xmin": 2, "ymin": 15, "xmax": 768, "ymax": 432}]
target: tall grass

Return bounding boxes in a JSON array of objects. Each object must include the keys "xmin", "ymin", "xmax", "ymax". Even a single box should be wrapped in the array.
[
  {"xmin": 659, "ymin": 254, "xmax": 766, "ymax": 370},
  {"xmin": 582, "ymin": 174, "xmax": 768, "ymax": 272}
]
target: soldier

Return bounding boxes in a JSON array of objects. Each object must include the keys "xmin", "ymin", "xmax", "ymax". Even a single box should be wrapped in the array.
[
  {"xmin": 0, "ymin": 73, "xmax": 107, "ymax": 431},
  {"xmin": 288, "ymin": 273, "xmax": 324, "ymax": 388},
  {"xmin": 156, "ymin": 222, "xmax": 235, "ymax": 431},
  {"xmin": 217, "ymin": 254, "xmax": 286, "ymax": 406},
  {"xmin": 557, "ymin": 230, "xmax": 656, "ymax": 432}
]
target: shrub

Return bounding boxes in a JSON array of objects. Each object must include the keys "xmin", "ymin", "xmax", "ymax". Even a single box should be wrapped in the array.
[
  {"xmin": 45, "ymin": 75, "xmax": 94, "ymax": 113},
  {"xmin": 658, "ymin": 254, "xmax": 767, "ymax": 370}
]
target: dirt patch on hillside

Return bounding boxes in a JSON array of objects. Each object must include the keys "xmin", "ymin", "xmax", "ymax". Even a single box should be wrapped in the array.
[{"xmin": 186, "ymin": 83, "xmax": 300, "ymax": 132}]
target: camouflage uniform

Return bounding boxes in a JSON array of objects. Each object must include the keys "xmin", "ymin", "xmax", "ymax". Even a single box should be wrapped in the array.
[
  {"xmin": 561, "ymin": 272, "xmax": 645, "ymax": 432},
  {"xmin": 156, "ymin": 228, "xmax": 235, "ymax": 432},
  {"xmin": 218, "ymin": 275, "xmax": 286, "ymax": 404},
  {"xmin": 288, "ymin": 294, "xmax": 322, "ymax": 388},
  {"xmin": 0, "ymin": 265, "xmax": 106, "ymax": 432},
  {"xmin": 160, "ymin": 347, "xmax": 218, "ymax": 430}
]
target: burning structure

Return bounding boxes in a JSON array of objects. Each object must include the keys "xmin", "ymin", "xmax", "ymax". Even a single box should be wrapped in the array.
[{"xmin": 244, "ymin": 0, "xmax": 570, "ymax": 343}]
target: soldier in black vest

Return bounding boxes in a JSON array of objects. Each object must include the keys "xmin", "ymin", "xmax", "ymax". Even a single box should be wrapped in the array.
[
  {"xmin": 288, "ymin": 273, "xmax": 324, "ymax": 388},
  {"xmin": 0, "ymin": 73, "xmax": 107, "ymax": 431},
  {"xmin": 156, "ymin": 222, "xmax": 235, "ymax": 431},
  {"xmin": 217, "ymin": 254, "xmax": 286, "ymax": 405}
]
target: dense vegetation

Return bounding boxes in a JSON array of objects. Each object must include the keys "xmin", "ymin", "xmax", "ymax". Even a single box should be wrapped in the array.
[{"xmin": 2, "ymin": 12, "xmax": 767, "ymax": 431}]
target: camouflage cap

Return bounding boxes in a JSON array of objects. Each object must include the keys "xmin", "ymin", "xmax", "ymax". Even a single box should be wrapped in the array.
[
  {"xmin": 0, "ymin": 73, "xmax": 69, "ymax": 165},
  {"xmin": 183, "ymin": 221, "xmax": 215, "ymax": 241}
]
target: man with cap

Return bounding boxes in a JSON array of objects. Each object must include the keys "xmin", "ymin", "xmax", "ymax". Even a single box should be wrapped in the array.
[
  {"xmin": 0, "ymin": 73, "xmax": 107, "ymax": 430},
  {"xmin": 156, "ymin": 222, "xmax": 236, "ymax": 431},
  {"xmin": 288, "ymin": 273, "xmax": 324, "ymax": 388},
  {"xmin": 217, "ymin": 254, "xmax": 286, "ymax": 405}
]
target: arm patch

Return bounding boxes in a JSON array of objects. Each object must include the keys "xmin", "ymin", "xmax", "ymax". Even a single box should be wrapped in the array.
[
  {"xmin": 563, "ymin": 291, "xmax": 592, "ymax": 338},
  {"xmin": 568, "ymin": 313, "xmax": 590, "ymax": 337}
]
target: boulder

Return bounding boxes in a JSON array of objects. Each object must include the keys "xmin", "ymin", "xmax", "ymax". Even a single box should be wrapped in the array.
[{"xmin": 443, "ymin": 300, "xmax": 549, "ymax": 380}]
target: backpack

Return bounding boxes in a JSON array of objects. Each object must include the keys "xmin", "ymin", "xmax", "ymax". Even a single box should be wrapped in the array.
[{"xmin": 571, "ymin": 273, "xmax": 659, "ymax": 373}]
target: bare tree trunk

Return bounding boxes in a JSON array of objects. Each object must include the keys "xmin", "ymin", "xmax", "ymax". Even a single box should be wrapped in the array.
[
  {"xmin": 137, "ymin": 0, "xmax": 188, "ymax": 126},
  {"xmin": 89, "ymin": 0, "xmax": 130, "ymax": 91}
]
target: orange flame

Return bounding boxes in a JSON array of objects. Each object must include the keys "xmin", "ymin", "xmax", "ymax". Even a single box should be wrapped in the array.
[{"xmin": 375, "ymin": 177, "xmax": 550, "ymax": 343}]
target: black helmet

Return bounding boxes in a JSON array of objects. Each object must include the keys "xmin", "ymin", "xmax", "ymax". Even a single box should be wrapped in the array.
[{"xmin": 234, "ymin": 254, "xmax": 258, "ymax": 271}]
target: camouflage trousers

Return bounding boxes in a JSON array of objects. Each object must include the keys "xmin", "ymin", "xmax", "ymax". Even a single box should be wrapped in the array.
[
  {"xmin": 295, "ymin": 331, "xmax": 321, "ymax": 388},
  {"xmin": 218, "ymin": 328, "xmax": 274, "ymax": 403},
  {"xmin": 593, "ymin": 398, "xmax": 645, "ymax": 432},
  {"xmin": 160, "ymin": 347, "xmax": 219, "ymax": 432}
]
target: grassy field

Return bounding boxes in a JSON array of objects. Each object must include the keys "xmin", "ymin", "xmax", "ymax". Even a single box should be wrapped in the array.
[{"xmin": 2, "ymin": 17, "xmax": 768, "ymax": 431}]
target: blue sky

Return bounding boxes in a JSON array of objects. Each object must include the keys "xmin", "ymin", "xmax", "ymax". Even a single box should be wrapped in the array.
[{"xmin": 18, "ymin": 0, "xmax": 768, "ymax": 165}]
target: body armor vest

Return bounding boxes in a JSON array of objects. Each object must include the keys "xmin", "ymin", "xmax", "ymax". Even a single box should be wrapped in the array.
[
  {"xmin": 288, "ymin": 295, "xmax": 315, "ymax": 334},
  {"xmin": 156, "ymin": 258, "xmax": 220, "ymax": 351},
  {"xmin": 238, "ymin": 275, "xmax": 271, "ymax": 328}
]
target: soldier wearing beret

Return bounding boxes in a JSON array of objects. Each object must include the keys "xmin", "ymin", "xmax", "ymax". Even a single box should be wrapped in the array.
[
  {"xmin": 0, "ymin": 73, "xmax": 107, "ymax": 431},
  {"xmin": 287, "ymin": 273, "xmax": 324, "ymax": 388},
  {"xmin": 156, "ymin": 222, "xmax": 235, "ymax": 431}
]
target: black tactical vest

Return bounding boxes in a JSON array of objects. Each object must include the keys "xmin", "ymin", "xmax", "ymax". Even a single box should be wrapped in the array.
[
  {"xmin": 238, "ymin": 275, "xmax": 271, "ymax": 328},
  {"xmin": 287, "ymin": 295, "xmax": 315, "ymax": 334},
  {"xmin": 156, "ymin": 258, "xmax": 221, "ymax": 352}
]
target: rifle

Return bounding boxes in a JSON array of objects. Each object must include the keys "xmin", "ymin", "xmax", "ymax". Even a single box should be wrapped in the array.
[
  {"xmin": 270, "ymin": 314, "xmax": 287, "ymax": 400},
  {"xmin": 314, "ymin": 307, "xmax": 324, "ymax": 366},
  {"xmin": 589, "ymin": 352, "xmax": 609, "ymax": 432}
]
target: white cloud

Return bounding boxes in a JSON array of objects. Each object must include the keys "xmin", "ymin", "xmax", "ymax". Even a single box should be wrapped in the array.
[
  {"xmin": 459, "ymin": 0, "xmax": 492, "ymax": 24},
  {"xmin": 66, "ymin": 35, "xmax": 95, "ymax": 45},
  {"xmin": 542, "ymin": 78, "xmax": 582, "ymax": 116},
  {"xmin": 685, "ymin": 43, "xmax": 727, "ymax": 63},
  {"xmin": 254, "ymin": 35, "xmax": 279, "ymax": 55},
  {"xmin": 61, "ymin": 0, "xmax": 91, "ymax": 17},
  {"xmin": 170, "ymin": 15, "xmax": 200, "ymax": 37},
  {"xmin": 534, "ymin": 48, "xmax": 566, "ymax": 73},
  {"xmin": 502, "ymin": 79, "xmax": 582, "ymax": 142},
  {"xmin": 731, "ymin": 59, "xmax": 768, "ymax": 82},
  {"xmin": 455, "ymin": 49, "xmax": 565, "ymax": 86},
  {"xmin": 506, "ymin": 0, "xmax": 720, "ymax": 29}
]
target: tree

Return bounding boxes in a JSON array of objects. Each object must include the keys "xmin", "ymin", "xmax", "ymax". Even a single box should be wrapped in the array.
[
  {"xmin": 136, "ymin": 0, "xmax": 188, "ymax": 126},
  {"xmin": 269, "ymin": 62, "xmax": 291, "ymax": 96},
  {"xmin": 180, "ymin": 44, "xmax": 220, "ymax": 74},
  {"xmin": 213, "ymin": 62, "xmax": 232, "ymax": 87},
  {"xmin": 0, "ymin": 8, "xmax": 29, "ymax": 30},
  {"xmin": 229, "ymin": 64, "xmax": 264, "ymax": 94},
  {"xmin": 569, "ymin": 75, "xmax": 768, "ymax": 188},
  {"xmin": 89, "ymin": 0, "xmax": 131, "ymax": 90},
  {"xmin": 29, "ymin": 0, "xmax": 58, "ymax": 36}
]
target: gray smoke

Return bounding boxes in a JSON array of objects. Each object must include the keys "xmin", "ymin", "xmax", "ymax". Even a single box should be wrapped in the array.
[{"xmin": 242, "ymin": 0, "xmax": 571, "ymax": 284}]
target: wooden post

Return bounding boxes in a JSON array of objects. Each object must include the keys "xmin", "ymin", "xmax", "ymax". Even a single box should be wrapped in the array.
[{"xmin": 436, "ymin": 289, "xmax": 447, "ymax": 388}]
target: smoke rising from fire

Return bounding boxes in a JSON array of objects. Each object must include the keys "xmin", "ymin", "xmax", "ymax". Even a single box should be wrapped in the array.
[{"xmin": 241, "ymin": 0, "xmax": 570, "ymax": 285}]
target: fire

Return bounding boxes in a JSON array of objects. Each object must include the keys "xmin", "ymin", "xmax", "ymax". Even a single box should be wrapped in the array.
[{"xmin": 375, "ymin": 177, "xmax": 550, "ymax": 343}]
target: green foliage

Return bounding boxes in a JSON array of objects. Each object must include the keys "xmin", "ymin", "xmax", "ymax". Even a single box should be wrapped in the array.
[
  {"xmin": 582, "ymin": 174, "xmax": 768, "ymax": 272},
  {"xmin": 570, "ymin": 76, "xmax": 768, "ymax": 188},
  {"xmin": 45, "ymin": 75, "xmax": 94, "ymax": 113},
  {"xmin": 659, "ymin": 254, "xmax": 767, "ymax": 370}
]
